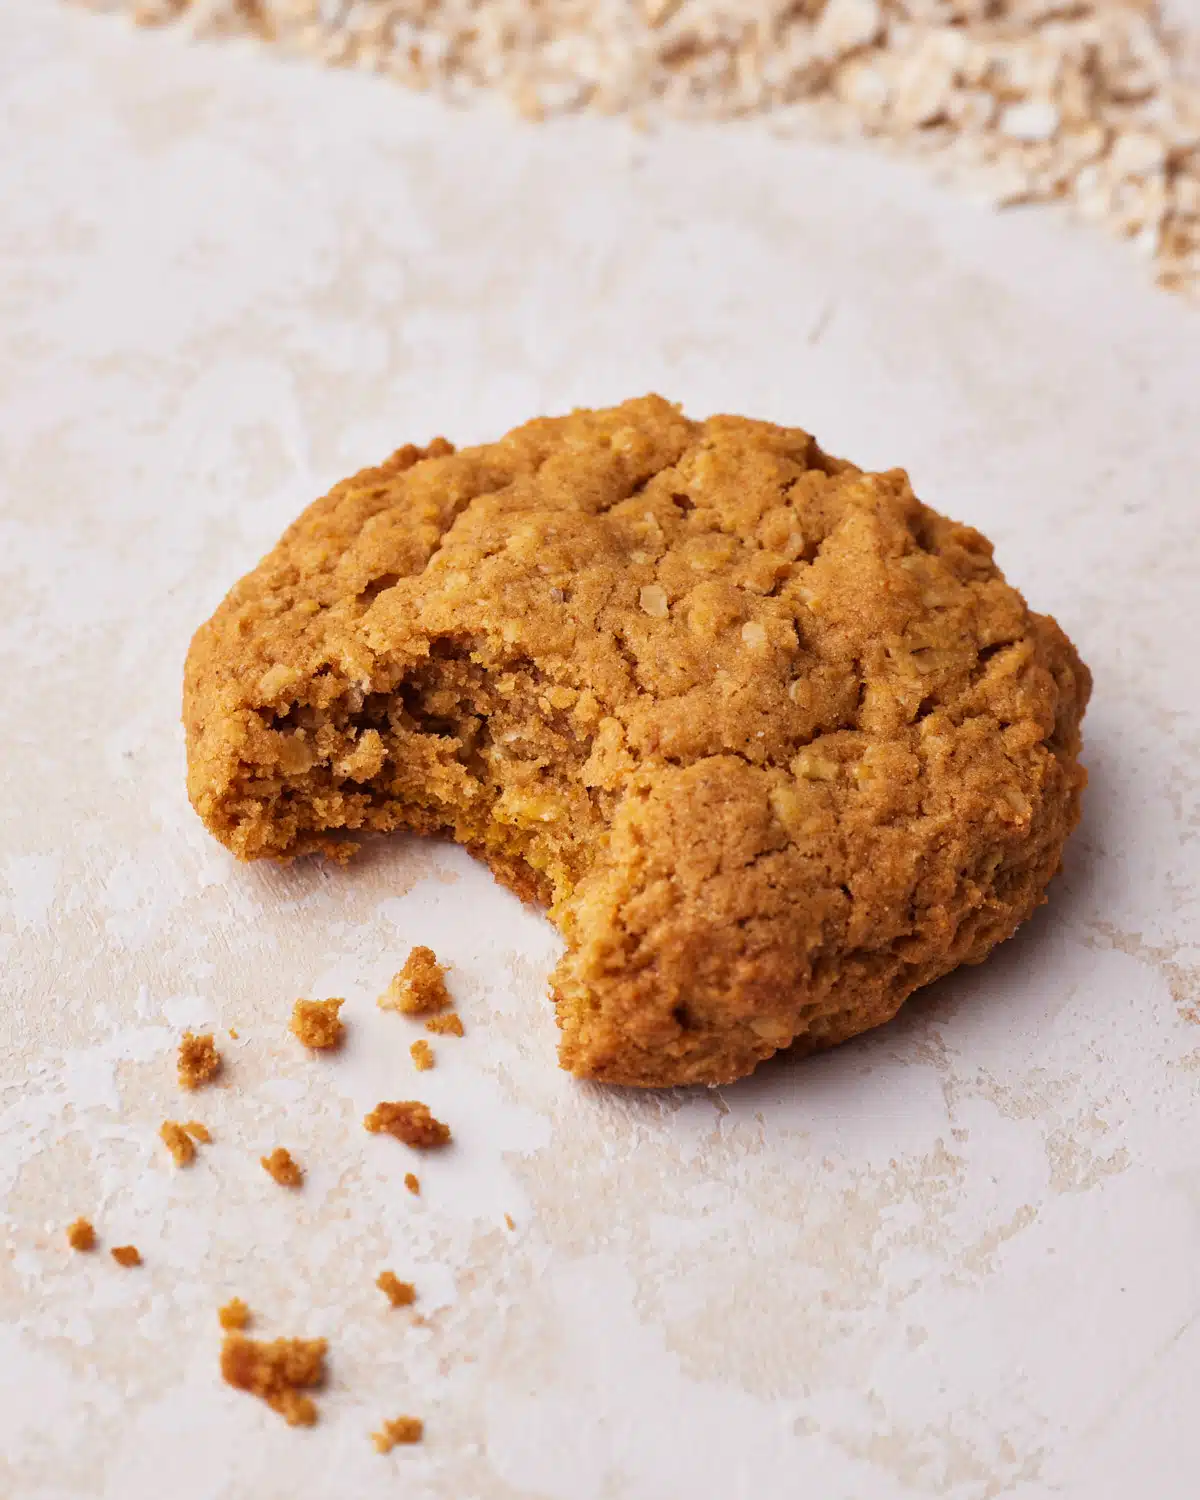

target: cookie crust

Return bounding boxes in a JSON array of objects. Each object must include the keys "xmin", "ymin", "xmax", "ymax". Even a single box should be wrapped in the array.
[{"xmin": 184, "ymin": 396, "xmax": 1089, "ymax": 1087}]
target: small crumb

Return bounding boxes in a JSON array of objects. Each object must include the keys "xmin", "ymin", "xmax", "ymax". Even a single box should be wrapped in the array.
[
  {"xmin": 160, "ymin": 1120, "xmax": 197, "ymax": 1167},
  {"xmin": 504, "ymin": 1213, "xmax": 516, "ymax": 1231},
  {"xmin": 364, "ymin": 1101, "xmax": 451, "ymax": 1149},
  {"xmin": 404, "ymin": 1173, "xmax": 420, "ymax": 1195},
  {"xmin": 228, "ymin": 1027, "xmax": 239, "ymax": 1040},
  {"xmin": 425, "ymin": 1011, "xmax": 463, "ymax": 1037},
  {"xmin": 261, "ymin": 1147, "xmax": 304, "ymax": 1188},
  {"xmin": 111, "ymin": 1245, "xmax": 142, "ymax": 1268},
  {"xmin": 410, "ymin": 1039, "xmax": 434, "ymax": 1071},
  {"xmin": 178, "ymin": 1031, "xmax": 221, "ymax": 1090},
  {"xmin": 372, "ymin": 1415, "xmax": 423, "ymax": 1451},
  {"xmin": 66, "ymin": 1217, "xmax": 95, "ymax": 1252},
  {"xmin": 376, "ymin": 1271, "xmax": 416, "ymax": 1308},
  {"xmin": 184, "ymin": 1120, "xmax": 212, "ymax": 1143},
  {"xmin": 290, "ymin": 997, "xmax": 345, "ymax": 1050},
  {"xmin": 219, "ymin": 1298, "xmax": 251, "ymax": 1331},
  {"xmin": 379, "ymin": 946, "xmax": 451, "ymax": 1016},
  {"xmin": 220, "ymin": 1334, "xmax": 326, "ymax": 1426}
]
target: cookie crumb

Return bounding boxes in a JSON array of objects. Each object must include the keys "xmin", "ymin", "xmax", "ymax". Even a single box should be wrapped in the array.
[
  {"xmin": 229, "ymin": 1027, "xmax": 239, "ymax": 1039},
  {"xmin": 184, "ymin": 1120, "xmax": 211, "ymax": 1143},
  {"xmin": 410, "ymin": 1039, "xmax": 434, "ymax": 1071},
  {"xmin": 219, "ymin": 1298, "xmax": 251, "ymax": 1331},
  {"xmin": 261, "ymin": 1147, "xmax": 304, "ymax": 1187},
  {"xmin": 220, "ymin": 1334, "xmax": 326, "ymax": 1426},
  {"xmin": 404, "ymin": 1173, "xmax": 420, "ymax": 1195},
  {"xmin": 424, "ymin": 1011, "xmax": 463, "ymax": 1037},
  {"xmin": 376, "ymin": 1271, "xmax": 416, "ymax": 1308},
  {"xmin": 372, "ymin": 1415, "xmax": 423, "ymax": 1451},
  {"xmin": 66, "ymin": 1217, "xmax": 95, "ymax": 1252},
  {"xmin": 379, "ymin": 946, "xmax": 450, "ymax": 1016},
  {"xmin": 504, "ymin": 1213, "xmax": 515, "ymax": 1231},
  {"xmin": 160, "ymin": 1120, "xmax": 197, "ymax": 1166},
  {"xmin": 178, "ymin": 1031, "xmax": 221, "ymax": 1090},
  {"xmin": 289, "ymin": 998, "xmax": 345, "ymax": 1050},
  {"xmin": 364, "ymin": 1101, "xmax": 451, "ymax": 1149},
  {"xmin": 111, "ymin": 1245, "xmax": 142, "ymax": 1268}
]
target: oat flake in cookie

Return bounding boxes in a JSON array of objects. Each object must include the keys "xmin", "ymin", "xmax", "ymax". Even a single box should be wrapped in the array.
[{"xmin": 184, "ymin": 396, "xmax": 1089, "ymax": 1087}]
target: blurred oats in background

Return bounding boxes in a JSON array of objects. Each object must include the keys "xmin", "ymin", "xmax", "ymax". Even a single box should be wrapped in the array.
[{"xmin": 76, "ymin": 0, "xmax": 1200, "ymax": 297}]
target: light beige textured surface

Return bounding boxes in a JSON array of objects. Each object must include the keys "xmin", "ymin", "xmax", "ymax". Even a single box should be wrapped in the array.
[{"xmin": 2, "ymin": 5, "xmax": 1199, "ymax": 1498}]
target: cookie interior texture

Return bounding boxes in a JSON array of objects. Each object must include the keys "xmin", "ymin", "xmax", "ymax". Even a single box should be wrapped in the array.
[{"xmin": 184, "ymin": 396, "xmax": 1090, "ymax": 1087}]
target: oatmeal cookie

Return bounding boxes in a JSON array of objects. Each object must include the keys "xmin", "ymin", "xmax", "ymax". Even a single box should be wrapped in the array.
[{"xmin": 184, "ymin": 397, "xmax": 1089, "ymax": 1087}]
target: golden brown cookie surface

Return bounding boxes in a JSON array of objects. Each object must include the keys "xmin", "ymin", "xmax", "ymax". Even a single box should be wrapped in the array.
[{"xmin": 184, "ymin": 396, "xmax": 1089, "ymax": 1087}]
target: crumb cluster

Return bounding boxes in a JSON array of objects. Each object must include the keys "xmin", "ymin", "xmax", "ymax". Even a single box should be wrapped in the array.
[
  {"xmin": 178, "ymin": 1032, "xmax": 221, "ymax": 1090},
  {"xmin": 290, "ymin": 998, "xmax": 345, "ymax": 1050},
  {"xmin": 261, "ymin": 1147, "xmax": 304, "ymax": 1188},
  {"xmin": 380, "ymin": 947, "xmax": 452, "ymax": 1016},
  {"xmin": 62, "ymin": 942, "xmax": 459, "ymax": 1444},
  {"xmin": 364, "ymin": 1101, "xmax": 452, "ymax": 1149},
  {"xmin": 220, "ymin": 1333, "xmax": 327, "ymax": 1426},
  {"xmin": 376, "ymin": 1271, "xmax": 416, "ymax": 1308},
  {"xmin": 409, "ymin": 1039, "xmax": 434, "ymax": 1071}
]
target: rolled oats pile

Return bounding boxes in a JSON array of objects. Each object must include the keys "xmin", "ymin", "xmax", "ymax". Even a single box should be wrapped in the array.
[{"xmin": 81, "ymin": 0, "xmax": 1200, "ymax": 295}]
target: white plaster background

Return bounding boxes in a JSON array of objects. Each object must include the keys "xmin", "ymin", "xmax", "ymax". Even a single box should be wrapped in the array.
[{"xmin": 1, "ymin": 5, "xmax": 1199, "ymax": 1498}]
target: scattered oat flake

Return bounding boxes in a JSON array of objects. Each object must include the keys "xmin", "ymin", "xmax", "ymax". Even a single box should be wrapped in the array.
[
  {"xmin": 261, "ymin": 1147, "xmax": 304, "ymax": 1187},
  {"xmin": 160, "ymin": 1120, "xmax": 197, "ymax": 1167},
  {"xmin": 219, "ymin": 1298, "xmax": 251, "ymax": 1331},
  {"xmin": 66, "ymin": 1217, "xmax": 95, "ymax": 1252},
  {"xmin": 373, "ymin": 1415, "xmax": 424, "ymax": 1451},
  {"xmin": 290, "ymin": 997, "xmax": 345, "ymax": 1050},
  {"xmin": 639, "ymin": 583, "xmax": 669, "ymax": 617},
  {"xmin": 177, "ymin": 1031, "xmax": 221, "ymax": 1089},
  {"xmin": 111, "ymin": 1245, "xmax": 142, "ymax": 1268},
  {"xmin": 404, "ymin": 1172, "xmax": 421, "ymax": 1195},
  {"xmin": 184, "ymin": 1120, "xmax": 212, "ymax": 1143},
  {"xmin": 376, "ymin": 1271, "xmax": 416, "ymax": 1308},
  {"xmin": 220, "ymin": 1334, "xmax": 327, "ymax": 1426},
  {"xmin": 425, "ymin": 1011, "xmax": 463, "ymax": 1037},
  {"xmin": 380, "ymin": 945, "xmax": 451, "ymax": 1015},
  {"xmin": 410, "ymin": 1039, "xmax": 435, "ymax": 1071},
  {"xmin": 365, "ymin": 1101, "xmax": 451, "ymax": 1148}
]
